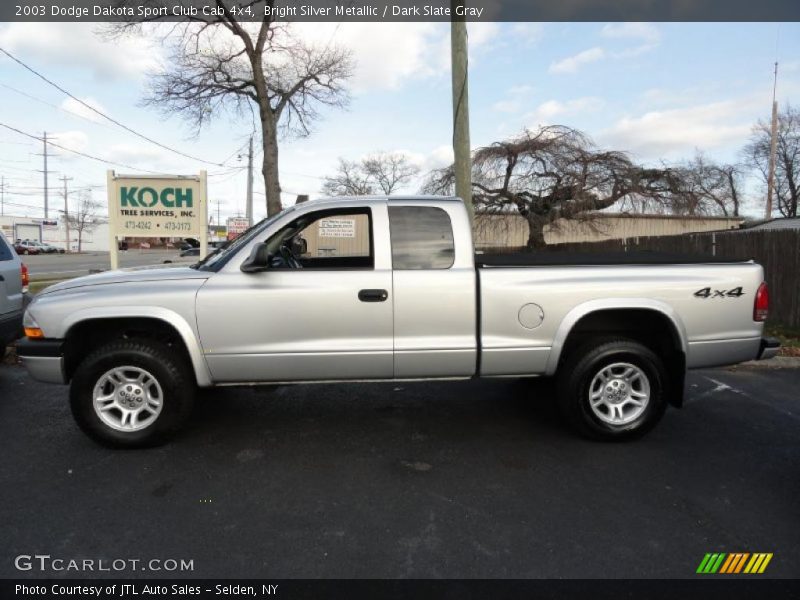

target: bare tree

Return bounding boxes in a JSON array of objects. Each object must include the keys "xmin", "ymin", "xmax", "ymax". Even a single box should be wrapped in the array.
[
  {"xmin": 67, "ymin": 192, "xmax": 101, "ymax": 252},
  {"xmin": 321, "ymin": 159, "xmax": 375, "ymax": 196},
  {"xmin": 675, "ymin": 152, "xmax": 742, "ymax": 217},
  {"xmin": 109, "ymin": 2, "xmax": 354, "ymax": 216},
  {"xmin": 322, "ymin": 152, "xmax": 419, "ymax": 196},
  {"xmin": 362, "ymin": 153, "xmax": 420, "ymax": 194},
  {"xmin": 744, "ymin": 104, "xmax": 800, "ymax": 217},
  {"xmin": 423, "ymin": 126, "xmax": 676, "ymax": 248}
]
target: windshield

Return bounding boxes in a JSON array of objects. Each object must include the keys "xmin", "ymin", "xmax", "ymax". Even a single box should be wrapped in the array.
[{"xmin": 193, "ymin": 204, "xmax": 298, "ymax": 271}]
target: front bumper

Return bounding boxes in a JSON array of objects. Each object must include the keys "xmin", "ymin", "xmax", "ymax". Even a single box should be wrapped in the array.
[
  {"xmin": 757, "ymin": 337, "xmax": 781, "ymax": 360},
  {"xmin": 16, "ymin": 338, "xmax": 66, "ymax": 384}
]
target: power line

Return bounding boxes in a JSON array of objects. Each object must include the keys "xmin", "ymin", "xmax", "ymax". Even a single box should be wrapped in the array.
[
  {"xmin": 0, "ymin": 122, "xmax": 168, "ymax": 174},
  {"xmin": 0, "ymin": 47, "xmax": 231, "ymax": 168},
  {"xmin": 0, "ymin": 83, "xmax": 117, "ymax": 131}
]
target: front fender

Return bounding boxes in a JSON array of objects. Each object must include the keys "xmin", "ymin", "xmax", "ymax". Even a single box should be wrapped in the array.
[{"xmin": 61, "ymin": 306, "xmax": 213, "ymax": 387}]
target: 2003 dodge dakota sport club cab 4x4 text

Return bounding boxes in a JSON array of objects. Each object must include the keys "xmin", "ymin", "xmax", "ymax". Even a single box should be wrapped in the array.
[{"xmin": 16, "ymin": 197, "xmax": 779, "ymax": 447}]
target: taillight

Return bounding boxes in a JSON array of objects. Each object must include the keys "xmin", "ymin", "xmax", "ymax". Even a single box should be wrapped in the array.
[
  {"xmin": 754, "ymin": 282, "xmax": 769, "ymax": 322},
  {"xmin": 21, "ymin": 263, "xmax": 29, "ymax": 294}
]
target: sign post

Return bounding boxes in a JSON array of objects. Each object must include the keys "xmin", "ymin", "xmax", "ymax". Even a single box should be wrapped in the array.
[{"xmin": 107, "ymin": 170, "xmax": 208, "ymax": 270}]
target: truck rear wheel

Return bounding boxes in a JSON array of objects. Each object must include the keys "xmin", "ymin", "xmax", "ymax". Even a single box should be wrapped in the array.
[
  {"xmin": 556, "ymin": 338, "xmax": 668, "ymax": 441},
  {"xmin": 69, "ymin": 339, "xmax": 195, "ymax": 448}
]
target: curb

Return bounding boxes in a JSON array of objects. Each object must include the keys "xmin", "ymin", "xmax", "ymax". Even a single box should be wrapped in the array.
[{"xmin": 727, "ymin": 356, "xmax": 800, "ymax": 370}]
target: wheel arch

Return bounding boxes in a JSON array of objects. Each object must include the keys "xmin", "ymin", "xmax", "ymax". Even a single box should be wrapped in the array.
[
  {"xmin": 61, "ymin": 307, "xmax": 212, "ymax": 387},
  {"xmin": 546, "ymin": 299, "xmax": 688, "ymax": 407}
]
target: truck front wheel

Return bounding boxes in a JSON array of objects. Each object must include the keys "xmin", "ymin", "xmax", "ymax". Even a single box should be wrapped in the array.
[
  {"xmin": 557, "ymin": 338, "xmax": 668, "ymax": 441},
  {"xmin": 69, "ymin": 339, "xmax": 195, "ymax": 448}
]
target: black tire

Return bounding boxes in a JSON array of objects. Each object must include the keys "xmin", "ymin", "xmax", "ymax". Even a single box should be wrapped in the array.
[
  {"xmin": 69, "ymin": 339, "xmax": 195, "ymax": 448},
  {"xmin": 556, "ymin": 338, "xmax": 668, "ymax": 441}
]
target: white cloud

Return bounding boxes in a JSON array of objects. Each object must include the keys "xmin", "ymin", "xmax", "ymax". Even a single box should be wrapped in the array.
[
  {"xmin": 492, "ymin": 84, "xmax": 535, "ymax": 114},
  {"xmin": 48, "ymin": 130, "xmax": 90, "ymax": 159},
  {"xmin": 422, "ymin": 145, "xmax": 454, "ymax": 171},
  {"xmin": 60, "ymin": 97, "xmax": 107, "ymax": 124},
  {"xmin": 493, "ymin": 99, "xmax": 522, "ymax": 113},
  {"xmin": 525, "ymin": 97, "xmax": 605, "ymax": 125},
  {"xmin": 508, "ymin": 23, "xmax": 545, "ymax": 45},
  {"xmin": 601, "ymin": 23, "xmax": 661, "ymax": 45},
  {"xmin": 549, "ymin": 47, "xmax": 606, "ymax": 74},
  {"xmin": 0, "ymin": 23, "xmax": 160, "ymax": 80},
  {"xmin": 549, "ymin": 23, "xmax": 661, "ymax": 75},
  {"xmin": 598, "ymin": 98, "xmax": 760, "ymax": 159},
  {"xmin": 291, "ymin": 22, "xmax": 498, "ymax": 93},
  {"xmin": 107, "ymin": 144, "xmax": 168, "ymax": 165}
]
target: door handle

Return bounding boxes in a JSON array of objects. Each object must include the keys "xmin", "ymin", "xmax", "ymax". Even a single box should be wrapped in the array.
[{"xmin": 358, "ymin": 289, "xmax": 388, "ymax": 302}]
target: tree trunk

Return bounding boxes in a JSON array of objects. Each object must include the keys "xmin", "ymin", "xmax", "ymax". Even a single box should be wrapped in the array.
[
  {"xmin": 261, "ymin": 113, "xmax": 283, "ymax": 216},
  {"xmin": 250, "ymin": 46, "xmax": 283, "ymax": 217},
  {"xmin": 525, "ymin": 215, "xmax": 548, "ymax": 249}
]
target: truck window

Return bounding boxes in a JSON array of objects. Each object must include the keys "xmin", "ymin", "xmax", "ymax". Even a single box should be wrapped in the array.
[
  {"xmin": 388, "ymin": 206, "xmax": 455, "ymax": 270},
  {"xmin": 265, "ymin": 208, "xmax": 374, "ymax": 270},
  {"xmin": 0, "ymin": 234, "xmax": 13, "ymax": 261}
]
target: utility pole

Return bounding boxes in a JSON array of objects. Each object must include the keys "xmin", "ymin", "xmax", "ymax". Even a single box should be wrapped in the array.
[
  {"xmin": 246, "ymin": 135, "xmax": 254, "ymax": 225},
  {"xmin": 43, "ymin": 132, "xmax": 49, "ymax": 219},
  {"xmin": 451, "ymin": 8, "xmax": 473, "ymax": 225},
  {"xmin": 61, "ymin": 175, "xmax": 72, "ymax": 253},
  {"xmin": 766, "ymin": 62, "xmax": 779, "ymax": 219},
  {"xmin": 0, "ymin": 176, "xmax": 5, "ymax": 216}
]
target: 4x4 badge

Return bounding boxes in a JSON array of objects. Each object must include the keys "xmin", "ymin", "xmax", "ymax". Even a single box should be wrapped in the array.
[{"xmin": 694, "ymin": 286, "xmax": 745, "ymax": 299}]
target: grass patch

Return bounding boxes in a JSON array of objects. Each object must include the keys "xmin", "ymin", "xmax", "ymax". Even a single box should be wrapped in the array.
[
  {"xmin": 766, "ymin": 323, "xmax": 800, "ymax": 357},
  {"xmin": 28, "ymin": 279, "xmax": 66, "ymax": 295}
]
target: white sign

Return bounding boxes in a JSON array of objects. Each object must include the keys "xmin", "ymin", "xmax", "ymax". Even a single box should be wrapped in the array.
[
  {"xmin": 318, "ymin": 218, "xmax": 355, "ymax": 238},
  {"xmin": 226, "ymin": 216, "xmax": 251, "ymax": 240},
  {"xmin": 107, "ymin": 170, "xmax": 208, "ymax": 269}
]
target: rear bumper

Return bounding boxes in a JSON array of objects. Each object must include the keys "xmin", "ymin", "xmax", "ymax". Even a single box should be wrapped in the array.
[
  {"xmin": 757, "ymin": 336, "xmax": 781, "ymax": 360},
  {"xmin": 16, "ymin": 338, "xmax": 66, "ymax": 384}
]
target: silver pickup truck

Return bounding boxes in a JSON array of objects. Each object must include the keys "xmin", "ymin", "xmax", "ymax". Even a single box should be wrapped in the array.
[{"xmin": 17, "ymin": 196, "xmax": 778, "ymax": 447}]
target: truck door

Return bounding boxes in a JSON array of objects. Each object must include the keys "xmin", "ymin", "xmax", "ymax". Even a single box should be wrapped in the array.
[
  {"xmin": 388, "ymin": 204, "xmax": 477, "ymax": 378},
  {"xmin": 196, "ymin": 205, "xmax": 394, "ymax": 382}
]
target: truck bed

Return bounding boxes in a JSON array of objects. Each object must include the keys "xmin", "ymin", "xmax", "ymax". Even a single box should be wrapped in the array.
[{"xmin": 475, "ymin": 251, "xmax": 750, "ymax": 268}]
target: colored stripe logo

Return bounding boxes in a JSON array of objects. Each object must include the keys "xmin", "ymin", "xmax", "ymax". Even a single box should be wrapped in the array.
[{"xmin": 696, "ymin": 552, "xmax": 773, "ymax": 574}]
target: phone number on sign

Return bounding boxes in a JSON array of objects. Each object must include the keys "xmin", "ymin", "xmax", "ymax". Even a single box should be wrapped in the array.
[{"xmin": 123, "ymin": 221, "xmax": 194, "ymax": 232}]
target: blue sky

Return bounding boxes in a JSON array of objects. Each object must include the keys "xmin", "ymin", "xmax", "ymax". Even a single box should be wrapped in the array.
[{"xmin": 0, "ymin": 21, "xmax": 798, "ymax": 221}]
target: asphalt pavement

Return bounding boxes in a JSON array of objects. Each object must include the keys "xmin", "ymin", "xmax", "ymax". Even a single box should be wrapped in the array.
[
  {"xmin": 1, "ymin": 361, "xmax": 798, "ymax": 579},
  {"xmin": 21, "ymin": 250, "xmax": 186, "ymax": 279}
]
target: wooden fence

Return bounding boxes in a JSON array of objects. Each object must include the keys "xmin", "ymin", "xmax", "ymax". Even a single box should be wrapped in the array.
[{"xmin": 481, "ymin": 229, "xmax": 800, "ymax": 327}]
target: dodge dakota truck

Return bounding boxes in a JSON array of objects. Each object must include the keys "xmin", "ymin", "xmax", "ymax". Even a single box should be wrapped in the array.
[{"xmin": 17, "ymin": 196, "xmax": 779, "ymax": 447}]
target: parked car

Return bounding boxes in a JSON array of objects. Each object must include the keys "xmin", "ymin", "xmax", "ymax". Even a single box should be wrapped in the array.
[
  {"xmin": 17, "ymin": 196, "xmax": 778, "ymax": 447},
  {"xmin": 180, "ymin": 238, "xmax": 200, "ymax": 251},
  {"xmin": 1, "ymin": 232, "xmax": 29, "ymax": 351},
  {"xmin": 163, "ymin": 242, "xmax": 228, "ymax": 264},
  {"xmin": 13, "ymin": 241, "xmax": 40, "ymax": 255},
  {"xmin": 26, "ymin": 240, "xmax": 64, "ymax": 254},
  {"xmin": 40, "ymin": 242, "xmax": 65, "ymax": 254}
]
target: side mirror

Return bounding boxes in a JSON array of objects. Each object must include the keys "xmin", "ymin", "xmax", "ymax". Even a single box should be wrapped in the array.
[{"xmin": 240, "ymin": 243, "xmax": 271, "ymax": 273}]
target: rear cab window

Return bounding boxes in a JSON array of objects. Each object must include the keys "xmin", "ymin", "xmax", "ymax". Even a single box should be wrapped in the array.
[{"xmin": 388, "ymin": 206, "xmax": 455, "ymax": 269}]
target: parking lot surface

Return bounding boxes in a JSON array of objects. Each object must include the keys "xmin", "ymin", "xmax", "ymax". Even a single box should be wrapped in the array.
[
  {"xmin": 1, "ymin": 362, "xmax": 798, "ymax": 579},
  {"xmin": 21, "ymin": 251, "xmax": 184, "ymax": 279}
]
